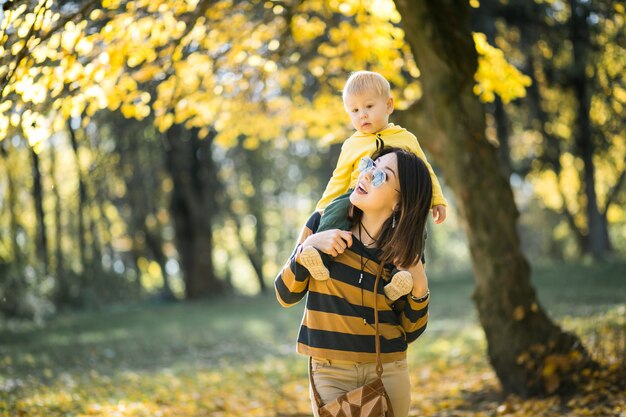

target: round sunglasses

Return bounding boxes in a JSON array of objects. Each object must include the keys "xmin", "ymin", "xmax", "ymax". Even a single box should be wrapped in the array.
[{"xmin": 357, "ymin": 156, "xmax": 399, "ymax": 191}]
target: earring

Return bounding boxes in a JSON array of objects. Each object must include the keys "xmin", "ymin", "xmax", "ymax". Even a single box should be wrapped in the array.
[{"xmin": 392, "ymin": 212, "xmax": 396, "ymax": 228}]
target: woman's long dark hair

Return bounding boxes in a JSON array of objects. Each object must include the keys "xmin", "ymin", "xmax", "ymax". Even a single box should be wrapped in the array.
[{"xmin": 350, "ymin": 147, "xmax": 433, "ymax": 267}]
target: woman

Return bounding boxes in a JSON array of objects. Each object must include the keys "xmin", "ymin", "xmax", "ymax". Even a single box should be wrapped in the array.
[{"xmin": 274, "ymin": 147, "xmax": 433, "ymax": 417}]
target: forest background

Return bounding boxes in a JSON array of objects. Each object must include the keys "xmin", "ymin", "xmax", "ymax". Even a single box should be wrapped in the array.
[{"xmin": 0, "ymin": 0, "xmax": 625, "ymax": 416}]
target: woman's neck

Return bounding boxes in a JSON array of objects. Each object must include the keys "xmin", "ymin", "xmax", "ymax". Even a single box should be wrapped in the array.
[{"xmin": 355, "ymin": 213, "xmax": 387, "ymax": 247}]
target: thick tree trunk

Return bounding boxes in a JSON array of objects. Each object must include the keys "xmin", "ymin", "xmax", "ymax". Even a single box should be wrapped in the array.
[
  {"xmin": 567, "ymin": 0, "xmax": 611, "ymax": 259},
  {"xmin": 165, "ymin": 125, "xmax": 226, "ymax": 299},
  {"xmin": 393, "ymin": 0, "xmax": 592, "ymax": 395}
]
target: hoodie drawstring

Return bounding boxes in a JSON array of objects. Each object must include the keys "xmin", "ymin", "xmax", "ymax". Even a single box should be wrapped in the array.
[{"xmin": 375, "ymin": 133, "xmax": 385, "ymax": 151}]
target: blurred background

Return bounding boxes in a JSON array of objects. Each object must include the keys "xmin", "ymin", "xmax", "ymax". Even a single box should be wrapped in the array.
[
  {"xmin": 0, "ymin": 0, "xmax": 622, "ymax": 316},
  {"xmin": 0, "ymin": 0, "xmax": 625, "ymax": 416}
]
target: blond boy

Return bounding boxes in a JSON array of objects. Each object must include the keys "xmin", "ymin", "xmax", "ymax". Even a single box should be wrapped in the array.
[{"xmin": 300, "ymin": 71, "xmax": 447, "ymax": 300}]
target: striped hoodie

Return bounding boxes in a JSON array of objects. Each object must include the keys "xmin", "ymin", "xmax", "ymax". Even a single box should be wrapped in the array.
[{"xmin": 274, "ymin": 211, "xmax": 429, "ymax": 363}]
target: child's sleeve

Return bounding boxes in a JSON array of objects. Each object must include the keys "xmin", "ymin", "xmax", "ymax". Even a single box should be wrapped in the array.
[
  {"xmin": 274, "ymin": 212, "xmax": 321, "ymax": 307},
  {"xmin": 409, "ymin": 141, "xmax": 447, "ymax": 207},
  {"xmin": 315, "ymin": 143, "xmax": 354, "ymax": 211}
]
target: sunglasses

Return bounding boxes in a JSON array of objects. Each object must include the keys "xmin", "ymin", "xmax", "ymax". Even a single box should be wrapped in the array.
[{"xmin": 357, "ymin": 156, "xmax": 398, "ymax": 190}]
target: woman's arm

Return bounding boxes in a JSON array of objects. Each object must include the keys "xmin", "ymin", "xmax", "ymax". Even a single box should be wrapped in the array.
[
  {"xmin": 393, "ymin": 261, "xmax": 430, "ymax": 343},
  {"xmin": 274, "ymin": 213, "xmax": 354, "ymax": 307},
  {"xmin": 274, "ymin": 212, "xmax": 321, "ymax": 307}
]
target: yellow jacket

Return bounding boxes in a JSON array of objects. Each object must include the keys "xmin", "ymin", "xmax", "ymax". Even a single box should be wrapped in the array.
[{"xmin": 316, "ymin": 124, "xmax": 447, "ymax": 210}]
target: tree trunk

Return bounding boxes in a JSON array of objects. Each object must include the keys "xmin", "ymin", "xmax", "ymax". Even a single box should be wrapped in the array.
[
  {"xmin": 0, "ymin": 144, "xmax": 22, "ymax": 266},
  {"xmin": 49, "ymin": 141, "xmax": 70, "ymax": 305},
  {"xmin": 88, "ymin": 198, "xmax": 103, "ymax": 271},
  {"xmin": 241, "ymin": 145, "xmax": 268, "ymax": 293},
  {"xmin": 393, "ymin": 0, "xmax": 592, "ymax": 396},
  {"xmin": 165, "ymin": 125, "xmax": 226, "ymax": 299},
  {"xmin": 519, "ymin": 27, "xmax": 588, "ymax": 253},
  {"xmin": 492, "ymin": 97, "xmax": 513, "ymax": 178},
  {"xmin": 144, "ymin": 229, "xmax": 176, "ymax": 300},
  {"xmin": 67, "ymin": 120, "xmax": 88, "ymax": 273},
  {"xmin": 92, "ymin": 179, "xmax": 115, "ymax": 272},
  {"xmin": 30, "ymin": 146, "xmax": 49, "ymax": 275},
  {"xmin": 478, "ymin": 8, "xmax": 513, "ymax": 178},
  {"xmin": 567, "ymin": 0, "xmax": 611, "ymax": 259}
]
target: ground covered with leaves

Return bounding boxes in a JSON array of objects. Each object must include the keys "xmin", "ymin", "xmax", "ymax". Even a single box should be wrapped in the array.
[{"xmin": 1, "ymin": 261, "xmax": 625, "ymax": 417}]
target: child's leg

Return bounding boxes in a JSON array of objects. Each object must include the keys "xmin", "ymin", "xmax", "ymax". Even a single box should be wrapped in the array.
[
  {"xmin": 301, "ymin": 191, "xmax": 353, "ymax": 281},
  {"xmin": 384, "ymin": 267, "xmax": 413, "ymax": 301},
  {"xmin": 384, "ymin": 231, "xmax": 427, "ymax": 300},
  {"xmin": 317, "ymin": 191, "xmax": 353, "ymax": 232}
]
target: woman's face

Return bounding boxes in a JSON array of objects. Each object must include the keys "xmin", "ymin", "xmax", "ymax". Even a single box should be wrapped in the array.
[{"xmin": 349, "ymin": 152, "xmax": 400, "ymax": 217}]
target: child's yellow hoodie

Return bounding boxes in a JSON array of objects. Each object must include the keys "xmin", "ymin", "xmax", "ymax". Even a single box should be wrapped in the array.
[{"xmin": 316, "ymin": 123, "xmax": 447, "ymax": 211}]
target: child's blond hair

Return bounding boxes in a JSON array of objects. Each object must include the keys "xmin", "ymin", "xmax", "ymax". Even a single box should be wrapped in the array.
[{"xmin": 342, "ymin": 71, "xmax": 391, "ymax": 103}]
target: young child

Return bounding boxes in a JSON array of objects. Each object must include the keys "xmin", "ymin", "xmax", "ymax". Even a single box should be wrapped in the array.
[{"xmin": 300, "ymin": 71, "xmax": 447, "ymax": 301}]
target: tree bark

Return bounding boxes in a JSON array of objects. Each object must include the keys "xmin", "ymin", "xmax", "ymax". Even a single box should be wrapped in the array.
[
  {"xmin": 165, "ymin": 125, "xmax": 227, "ymax": 299},
  {"xmin": 0, "ymin": 144, "xmax": 23, "ymax": 266},
  {"xmin": 49, "ymin": 141, "xmax": 70, "ymax": 305},
  {"xmin": 393, "ymin": 0, "xmax": 592, "ymax": 396},
  {"xmin": 30, "ymin": 146, "xmax": 49, "ymax": 275},
  {"xmin": 567, "ymin": 0, "xmax": 611, "ymax": 259},
  {"xmin": 67, "ymin": 120, "xmax": 88, "ymax": 273},
  {"xmin": 231, "ymin": 144, "xmax": 269, "ymax": 293},
  {"xmin": 492, "ymin": 97, "xmax": 513, "ymax": 178},
  {"xmin": 518, "ymin": 25, "xmax": 590, "ymax": 253},
  {"xmin": 476, "ymin": 5, "xmax": 513, "ymax": 178},
  {"xmin": 88, "ymin": 192, "xmax": 103, "ymax": 272},
  {"xmin": 144, "ymin": 229, "xmax": 176, "ymax": 300}
]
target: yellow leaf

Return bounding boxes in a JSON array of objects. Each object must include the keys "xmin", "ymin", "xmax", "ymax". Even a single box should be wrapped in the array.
[{"xmin": 513, "ymin": 305, "xmax": 526, "ymax": 321}]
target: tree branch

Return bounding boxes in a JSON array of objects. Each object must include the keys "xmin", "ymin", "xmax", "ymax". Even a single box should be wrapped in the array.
[{"xmin": 0, "ymin": 0, "xmax": 100, "ymax": 99}]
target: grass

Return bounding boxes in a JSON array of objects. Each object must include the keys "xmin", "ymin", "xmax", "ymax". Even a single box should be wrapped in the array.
[{"xmin": 0, "ymin": 260, "xmax": 624, "ymax": 416}]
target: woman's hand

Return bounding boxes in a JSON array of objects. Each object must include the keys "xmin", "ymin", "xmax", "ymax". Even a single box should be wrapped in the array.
[
  {"xmin": 397, "ymin": 261, "xmax": 428, "ymax": 298},
  {"xmin": 302, "ymin": 229, "xmax": 353, "ymax": 257}
]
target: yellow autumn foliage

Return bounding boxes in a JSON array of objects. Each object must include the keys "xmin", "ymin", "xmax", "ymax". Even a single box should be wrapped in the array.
[
  {"xmin": 8, "ymin": 0, "xmax": 623, "ymax": 247},
  {"xmin": 0, "ymin": 0, "xmax": 537, "ymax": 158},
  {"xmin": 473, "ymin": 32, "xmax": 532, "ymax": 104}
]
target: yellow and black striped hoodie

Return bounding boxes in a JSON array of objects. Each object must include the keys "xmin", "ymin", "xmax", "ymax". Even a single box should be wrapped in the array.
[{"xmin": 274, "ymin": 212, "xmax": 429, "ymax": 364}]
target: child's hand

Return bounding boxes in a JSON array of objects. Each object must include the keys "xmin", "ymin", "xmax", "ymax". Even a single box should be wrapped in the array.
[
  {"xmin": 303, "ymin": 229, "xmax": 353, "ymax": 257},
  {"xmin": 432, "ymin": 205, "xmax": 447, "ymax": 224}
]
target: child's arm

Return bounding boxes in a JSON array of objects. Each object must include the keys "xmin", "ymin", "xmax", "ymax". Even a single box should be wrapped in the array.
[{"xmin": 315, "ymin": 143, "xmax": 354, "ymax": 211}]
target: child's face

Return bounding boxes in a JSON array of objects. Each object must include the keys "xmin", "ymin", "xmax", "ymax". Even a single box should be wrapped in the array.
[{"xmin": 344, "ymin": 91, "xmax": 394, "ymax": 134}]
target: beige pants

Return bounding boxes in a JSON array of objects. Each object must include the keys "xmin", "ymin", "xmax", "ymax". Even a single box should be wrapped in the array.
[{"xmin": 309, "ymin": 357, "xmax": 411, "ymax": 417}]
